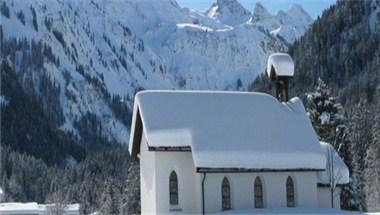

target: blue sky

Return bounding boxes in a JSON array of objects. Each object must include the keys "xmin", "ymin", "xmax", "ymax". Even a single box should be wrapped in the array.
[{"xmin": 176, "ymin": 0, "xmax": 336, "ymax": 18}]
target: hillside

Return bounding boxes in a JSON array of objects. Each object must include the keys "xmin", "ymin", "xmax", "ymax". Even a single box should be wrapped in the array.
[
  {"xmin": 1, "ymin": 0, "xmax": 312, "ymax": 148},
  {"xmin": 290, "ymin": 1, "xmax": 380, "ymax": 211},
  {"xmin": 289, "ymin": 0, "xmax": 380, "ymax": 105},
  {"xmin": 253, "ymin": 0, "xmax": 380, "ymax": 211}
]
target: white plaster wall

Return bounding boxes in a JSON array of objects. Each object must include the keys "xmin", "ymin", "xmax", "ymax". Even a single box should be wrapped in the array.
[
  {"xmin": 203, "ymin": 172, "xmax": 320, "ymax": 213},
  {"xmin": 153, "ymin": 150, "xmax": 202, "ymax": 214},
  {"xmin": 292, "ymin": 172, "xmax": 320, "ymax": 208},
  {"xmin": 139, "ymin": 129, "xmax": 202, "ymax": 214},
  {"xmin": 140, "ymin": 133, "xmax": 322, "ymax": 214},
  {"xmin": 140, "ymin": 134, "xmax": 157, "ymax": 214},
  {"xmin": 317, "ymin": 187, "xmax": 342, "ymax": 209}
]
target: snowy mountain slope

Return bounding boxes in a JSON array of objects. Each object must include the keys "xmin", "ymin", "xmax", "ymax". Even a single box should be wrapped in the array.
[{"xmin": 0, "ymin": 0, "xmax": 312, "ymax": 145}]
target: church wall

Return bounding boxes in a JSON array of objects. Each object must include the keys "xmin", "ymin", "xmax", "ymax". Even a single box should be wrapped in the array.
[
  {"xmin": 291, "ymin": 172, "xmax": 319, "ymax": 207},
  {"xmin": 317, "ymin": 187, "xmax": 342, "ymax": 209},
  {"xmin": 139, "ymin": 133, "xmax": 157, "ymax": 214},
  {"xmin": 203, "ymin": 172, "xmax": 320, "ymax": 213},
  {"xmin": 153, "ymin": 150, "xmax": 202, "ymax": 214},
  {"xmin": 140, "ymin": 136, "xmax": 326, "ymax": 214}
]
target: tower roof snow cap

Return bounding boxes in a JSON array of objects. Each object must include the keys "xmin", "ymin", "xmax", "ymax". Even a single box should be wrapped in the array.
[{"xmin": 267, "ymin": 53, "xmax": 295, "ymax": 79}]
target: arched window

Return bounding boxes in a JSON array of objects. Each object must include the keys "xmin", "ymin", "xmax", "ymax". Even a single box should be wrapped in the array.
[
  {"xmin": 286, "ymin": 176, "xmax": 295, "ymax": 207},
  {"xmin": 221, "ymin": 177, "xmax": 231, "ymax": 210},
  {"xmin": 169, "ymin": 171, "xmax": 178, "ymax": 205},
  {"xmin": 254, "ymin": 177, "xmax": 264, "ymax": 208}
]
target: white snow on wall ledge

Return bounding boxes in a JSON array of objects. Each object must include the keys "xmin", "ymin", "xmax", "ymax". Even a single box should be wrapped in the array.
[{"xmin": 130, "ymin": 90, "xmax": 326, "ymax": 170}]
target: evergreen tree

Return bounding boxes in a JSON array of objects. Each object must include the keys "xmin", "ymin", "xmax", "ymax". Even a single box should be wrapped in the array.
[
  {"xmin": 7, "ymin": 174, "xmax": 22, "ymax": 202},
  {"xmin": 30, "ymin": 6, "xmax": 38, "ymax": 31},
  {"xmin": 0, "ymin": 2, "xmax": 10, "ymax": 18},
  {"xmin": 344, "ymin": 103, "xmax": 373, "ymax": 211},
  {"xmin": 16, "ymin": 10, "xmax": 25, "ymax": 25},
  {"xmin": 305, "ymin": 79, "xmax": 363, "ymax": 210},
  {"xmin": 305, "ymin": 78, "xmax": 345, "ymax": 147},
  {"xmin": 120, "ymin": 161, "xmax": 140, "ymax": 215},
  {"xmin": 46, "ymin": 189, "xmax": 69, "ymax": 215},
  {"xmin": 363, "ymin": 109, "xmax": 380, "ymax": 211},
  {"xmin": 99, "ymin": 181, "xmax": 121, "ymax": 215}
]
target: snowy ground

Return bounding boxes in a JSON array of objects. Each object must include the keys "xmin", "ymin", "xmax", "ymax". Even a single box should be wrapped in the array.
[
  {"xmin": 212, "ymin": 208, "xmax": 380, "ymax": 215},
  {"xmin": 0, "ymin": 202, "xmax": 80, "ymax": 214}
]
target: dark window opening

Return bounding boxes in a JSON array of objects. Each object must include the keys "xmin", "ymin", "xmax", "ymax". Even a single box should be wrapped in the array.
[
  {"xmin": 222, "ymin": 177, "xmax": 231, "ymax": 210},
  {"xmin": 286, "ymin": 176, "xmax": 295, "ymax": 207},
  {"xmin": 169, "ymin": 171, "xmax": 178, "ymax": 205},
  {"xmin": 254, "ymin": 177, "xmax": 264, "ymax": 208}
]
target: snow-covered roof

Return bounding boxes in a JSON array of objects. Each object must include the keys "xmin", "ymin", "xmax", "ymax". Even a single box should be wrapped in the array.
[
  {"xmin": 129, "ymin": 90, "xmax": 326, "ymax": 171},
  {"xmin": 266, "ymin": 53, "xmax": 295, "ymax": 78},
  {"xmin": 317, "ymin": 142, "xmax": 350, "ymax": 185}
]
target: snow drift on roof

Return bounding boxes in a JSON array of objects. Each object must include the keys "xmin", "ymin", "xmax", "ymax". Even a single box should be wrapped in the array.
[
  {"xmin": 129, "ymin": 90, "xmax": 326, "ymax": 170},
  {"xmin": 317, "ymin": 142, "xmax": 350, "ymax": 185},
  {"xmin": 266, "ymin": 53, "xmax": 295, "ymax": 78}
]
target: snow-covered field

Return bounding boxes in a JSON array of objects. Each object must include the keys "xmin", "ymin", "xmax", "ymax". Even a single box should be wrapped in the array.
[{"xmin": 0, "ymin": 202, "xmax": 80, "ymax": 215}]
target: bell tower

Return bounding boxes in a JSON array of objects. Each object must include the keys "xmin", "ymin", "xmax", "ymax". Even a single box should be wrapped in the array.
[{"xmin": 266, "ymin": 53, "xmax": 294, "ymax": 101}]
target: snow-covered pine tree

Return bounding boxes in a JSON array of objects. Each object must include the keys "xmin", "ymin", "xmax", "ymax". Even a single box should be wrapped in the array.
[
  {"xmin": 344, "ymin": 102, "xmax": 373, "ymax": 211},
  {"xmin": 305, "ymin": 78, "xmax": 357, "ymax": 209},
  {"xmin": 120, "ymin": 161, "xmax": 140, "ymax": 215},
  {"xmin": 46, "ymin": 190, "xmax": 69, "ymax": 215},
  {"xmin": 306, "ymin": 78, "xmax": 345, "ymax": 148},
  {"xmin": 99, "ymin": 181, "xmax": 121, "ymax": 215},
  {"xmin": 364, "ymin": 109, "xmax": 380, "ymax": 211},
  {"xmin": 8, "ymin": 173, "xmax": 23, "ymax": 202}
]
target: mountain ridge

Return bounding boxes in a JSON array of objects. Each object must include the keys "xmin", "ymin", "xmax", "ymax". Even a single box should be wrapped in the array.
[{"xmin": 0, "ymin": 0, "xmax": 312, "ymax": 151}]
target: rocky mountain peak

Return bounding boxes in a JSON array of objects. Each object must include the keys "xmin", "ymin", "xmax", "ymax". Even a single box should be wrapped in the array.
[
  {"xmin": 251, "ymin": 2, "xmax": 272, "ymax": 23},
  {"xmin": 207, "ymin": 0, "xmax": 251, "ymax": 26},
  {"xmin": 217, "ymin": 0, "xmax": 250, "ymax": 14},
  {"xmin": 248, "ymin": 3, "xmax": 312, "ymax": 43},
  {"xmin": 287, "ymin": 4, "xmax": 313, "ymax": 23}
]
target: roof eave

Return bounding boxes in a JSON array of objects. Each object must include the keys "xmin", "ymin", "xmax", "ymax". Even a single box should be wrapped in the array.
[
  {"xmin": 317, "ymin": 182, "xmax": 348, "ymax": 187},
  {"xmin": 196, "ymin": 167, "xmax": 325, "ymax": 173},
  {"xmin": 128, "ymin": 101, "xmax": 144, "ymax": 159}
]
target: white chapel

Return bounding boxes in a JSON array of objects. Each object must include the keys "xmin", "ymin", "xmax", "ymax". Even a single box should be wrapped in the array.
[{"xmin": 128, "ymin": 53, "xmax": 349, "ymax": 214}]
